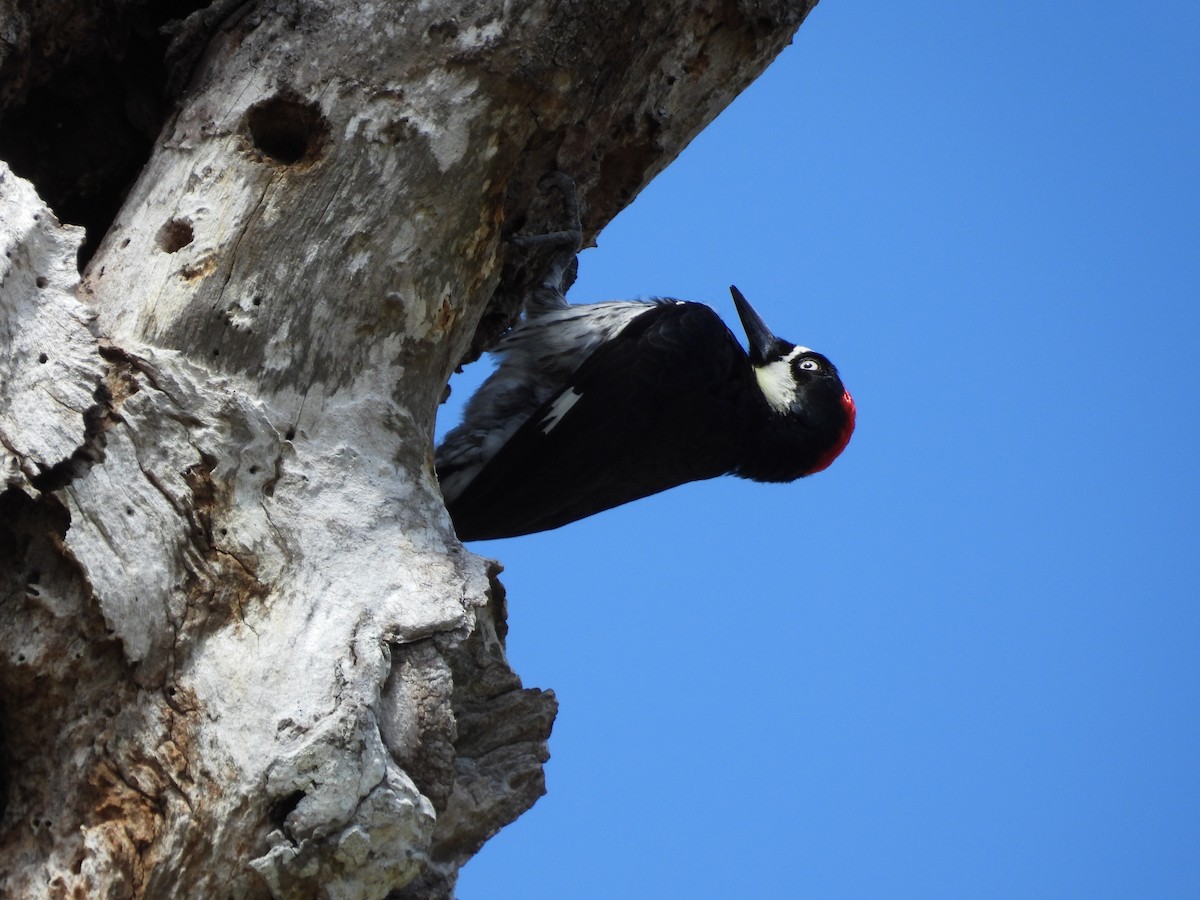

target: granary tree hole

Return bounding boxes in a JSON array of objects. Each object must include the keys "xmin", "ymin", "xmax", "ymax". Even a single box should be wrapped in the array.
[
  {"xmin": 156, "ymin": 218, "xmax": 194, "ymax": 253},
  {"xmin": 244, "ymin": 93, "xmax": 330, "ymax": 165}
]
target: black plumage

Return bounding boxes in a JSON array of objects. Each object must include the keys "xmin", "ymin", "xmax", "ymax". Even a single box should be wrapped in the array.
[{"xmin": 436, "ymin": 281, "xmax": 855, "ymax": 541}]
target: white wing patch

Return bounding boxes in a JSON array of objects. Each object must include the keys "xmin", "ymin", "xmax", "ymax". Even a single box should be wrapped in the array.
[
  {"xmin": 436, "ymin": 299, "xmax": 664, "ymax": 501},
  {"xmin": 539, "ymin": 387, "xmax": 583, "ymax": 434}
]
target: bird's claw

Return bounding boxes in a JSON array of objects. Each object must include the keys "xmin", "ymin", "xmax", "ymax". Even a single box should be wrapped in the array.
[{"xmin": 510, "ymin": 172, "xmax": 583, "ymax": 300}]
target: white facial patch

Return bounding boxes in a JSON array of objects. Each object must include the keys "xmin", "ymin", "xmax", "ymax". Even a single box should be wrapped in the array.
[
  {"xmin": 539, "ymin": 387, "xmax": 583, "ymax": 433},
  {"xmin": 753, "ymin": 360, "xmax": 798, "ymax": 413}
]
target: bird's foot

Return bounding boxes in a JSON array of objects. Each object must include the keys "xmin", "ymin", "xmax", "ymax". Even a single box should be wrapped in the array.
[
  {"xmin": 510, "ymin": 172, "xmax": 582, "ymax": 301},
  {"xmin": 509, "ymin": 172, "xmax": 582, "ymax": 252}
]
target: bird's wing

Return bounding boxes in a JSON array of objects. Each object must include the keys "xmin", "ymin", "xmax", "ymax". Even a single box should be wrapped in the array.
[
  {"xmin": 435, "ymin": 300, "xmax": 654, "ymax": 503},
  {"xmin": 442, "ymin": 301, "xmax": 753, "ymax": 540}
]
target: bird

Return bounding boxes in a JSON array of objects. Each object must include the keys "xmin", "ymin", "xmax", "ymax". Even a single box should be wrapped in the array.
[{"xmin": 436, "ymin": 190, "xmax": 855, "ymax": 542}]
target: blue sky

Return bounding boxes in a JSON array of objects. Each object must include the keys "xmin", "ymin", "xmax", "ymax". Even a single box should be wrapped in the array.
[{"xmin": 444, "ymin": 2, "xmax": 1200, "ymax": 897}]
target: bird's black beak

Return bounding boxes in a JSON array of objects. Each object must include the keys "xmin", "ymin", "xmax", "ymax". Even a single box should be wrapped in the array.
[{"xmin": 730, "ymin": 285, "xmax": 777, "ymax": 366}]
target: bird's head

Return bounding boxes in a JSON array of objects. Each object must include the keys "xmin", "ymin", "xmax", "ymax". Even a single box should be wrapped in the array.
[{"xmin": 730, "ymin": 285, "xmax": 856, "ymax": 475}]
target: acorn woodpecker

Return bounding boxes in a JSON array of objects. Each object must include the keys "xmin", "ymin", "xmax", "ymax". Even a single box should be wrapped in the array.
[{"xmin": 436, "ymin": 185, "xmax": 854, "ymax": 541}]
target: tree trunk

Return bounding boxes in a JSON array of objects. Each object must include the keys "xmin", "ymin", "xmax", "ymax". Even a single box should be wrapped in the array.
[{"xmin": 0, "ymin": 0, "xmax": 816, "ymax": 896}]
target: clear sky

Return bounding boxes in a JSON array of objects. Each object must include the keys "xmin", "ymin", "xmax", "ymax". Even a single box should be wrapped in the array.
[{"xmin": 444, "ymin": 2, "xmax": 1200, "ymax": 897}]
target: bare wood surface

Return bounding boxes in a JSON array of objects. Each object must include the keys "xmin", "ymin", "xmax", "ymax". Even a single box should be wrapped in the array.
[{"xmin": 0, "ymin": 1, "xmax": 817, "ymax": 896}]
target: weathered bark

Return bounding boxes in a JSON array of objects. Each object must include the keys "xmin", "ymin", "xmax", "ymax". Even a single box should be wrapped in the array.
[{"xmin": 0, "ymin": 1, "xmax": 816, "ymax": 896}]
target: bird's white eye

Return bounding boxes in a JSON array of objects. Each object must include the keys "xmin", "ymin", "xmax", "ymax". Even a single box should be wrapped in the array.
[{"xmin": 798, "ymin": 358, "xmax": 822, "ymax": 372}]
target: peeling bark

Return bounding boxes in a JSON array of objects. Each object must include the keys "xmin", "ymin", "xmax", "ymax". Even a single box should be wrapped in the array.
[{"xmin": 0, "ymin": 0, "xmax": 816, "ymax": 896}]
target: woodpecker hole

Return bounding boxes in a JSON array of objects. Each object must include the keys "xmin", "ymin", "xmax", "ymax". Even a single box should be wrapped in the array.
[
  {"xmin": 37, "ymin": 353, "xmax": 48, "ymax": 364},
  {"xmin": 156, "ymin": 218, "xmax": 194, "ymax": 253},
  {"xmin": 269, "ymin": 791, "xmax": 306, "ymax": 832},
  {"xmin": 428, "ymin": 19, "xmax": 460, "ymax": 41},
  {"xmin": 35, "ymin": 276, "xmax": 48, "ymax": 288},
  {"xmin": 245, "ymin": 93, "xmax": 329, "ymax": 165}
]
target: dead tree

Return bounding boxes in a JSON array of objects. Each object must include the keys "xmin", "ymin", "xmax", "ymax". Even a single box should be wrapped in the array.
[{"xmin": 0, "ymin": 1, "xmax": 817, "ymax": 896}]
